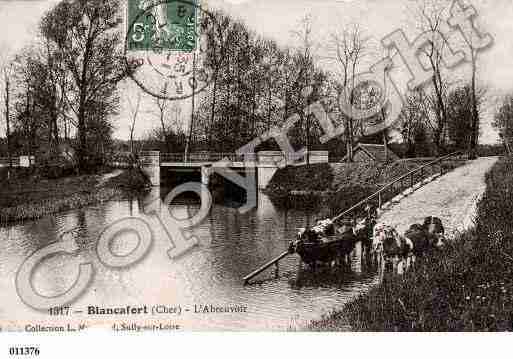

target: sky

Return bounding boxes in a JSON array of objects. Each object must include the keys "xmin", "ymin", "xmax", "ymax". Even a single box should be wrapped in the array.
[{"xmin": 0, "ymin": 0, "xmax": 511, "ymax": 144}]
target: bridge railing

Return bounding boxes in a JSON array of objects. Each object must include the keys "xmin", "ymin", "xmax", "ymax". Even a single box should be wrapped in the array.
[
  {"xmin": 160, "ymin": 153, "xmax": 185, "ymax": 162},
  {"xmin": 331, "ymin": 151, "xmax": 468, "ymax": 223},
  {"xmin": 160, "ymin": 152, "xmax": 254, "ymax": 163},
  {"xmin": 158, "ymin": 151, "xmax": 330, "ymax": 164},
  {"xmin": 0, "ymin": 157, "xmax": 20, "ymax": 167}
]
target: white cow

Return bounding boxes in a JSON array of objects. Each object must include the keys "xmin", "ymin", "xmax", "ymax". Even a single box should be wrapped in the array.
[{"xmin": 371, "ymin": 222, "xmax": 414, "ymax": 274}]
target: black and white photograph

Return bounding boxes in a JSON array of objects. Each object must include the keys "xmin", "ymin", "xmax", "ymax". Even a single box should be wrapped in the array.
[{"xmin": 0, "ymin": 0, "xmax": 512, "ymax": 347}]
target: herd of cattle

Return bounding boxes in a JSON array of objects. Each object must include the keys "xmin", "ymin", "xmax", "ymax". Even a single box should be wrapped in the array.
[
  {"xmin": 294, "ymin": 210, "xmax": 447, "ymax": 273},
  {"xmin": 370, "ymin": 216, "xmax": 446, "ymax": 273}
]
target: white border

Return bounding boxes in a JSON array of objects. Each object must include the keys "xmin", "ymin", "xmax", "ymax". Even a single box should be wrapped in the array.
[{"xmin": 1, "ymin": 331, "xmax": 511, "ymax": 359}]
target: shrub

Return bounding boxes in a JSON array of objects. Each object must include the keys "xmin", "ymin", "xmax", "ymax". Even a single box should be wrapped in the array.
[
  {"xmin": 266, "ymin": 163, "xmax": 334, "ymax": 195},
  {"xmin": 36, "ymin": 152, "xmax": 76, "ymax": 179}
]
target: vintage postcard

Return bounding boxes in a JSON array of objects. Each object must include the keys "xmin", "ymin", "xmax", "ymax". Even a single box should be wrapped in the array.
[{"xmin": 0, "ymin": 0, "xmax": 511, "ymax": 340}]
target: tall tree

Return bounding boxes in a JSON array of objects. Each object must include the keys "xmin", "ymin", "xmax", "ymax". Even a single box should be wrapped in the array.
[
  {"xmin": 328, "ymin": 24, "xmax": 369, "ymax": 162},
  {"xmin": 194, "ymin": 11, "xmax": 335, "ymax": 155},
  {"xmin": 447, "ymin": 84, "xmax": 485, "ymax": 150},
  {"xmin": 40, "ymin": 0, "xmax": 126, "ymax": 171},
  {"xmin": 153, "ymin": 86, "xmax": 172, "ymax": 154},
  {"xmin": 400, "ymin": 89, "xmax": 432, "ymax": 157},
  {"xmin": 3, "ymin": 64, "xmax": 11, "ymax": 163},
  {"xmin": 127, "ymin": 92, "xmax": 141, "ymax": 154},
  {"xmin": 450, "ymin": 4, "xmax": 489, "ymax": 159},
  {"xmin": 494, "ymin": 95, "xmax": 513, "ymax": 153},
  {"xmin": 292, "ymin": 14, "xmax": 316, "ymax": 164},
  {"xmin": 414, "ymin": 0, "xmax": 452, "ymax": 154}
]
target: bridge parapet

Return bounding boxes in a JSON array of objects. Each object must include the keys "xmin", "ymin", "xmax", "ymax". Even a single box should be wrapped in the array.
[
  {"xmin": 0, "ymin": 155, "xmax": 35, "ymax": 168},
  {"xmin": 139, "ymin": 151, "xmax": 160, "ymax": 186},
  {"xmin": 257, "ymin": 151, "xmax": 329, "ymax": 166},
  {"xmin": 158, "ymin": 151, "xmax": 329, "ymax": 167}
]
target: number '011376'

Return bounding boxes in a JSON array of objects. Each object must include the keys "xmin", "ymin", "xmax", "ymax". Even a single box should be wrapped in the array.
[{"xmin": 9, "ymin": 347, "xmax": 40, "ymax": 356}]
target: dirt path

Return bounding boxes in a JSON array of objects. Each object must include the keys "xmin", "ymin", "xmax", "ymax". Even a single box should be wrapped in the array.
[{"xmin": 378, "ymin": 157, "xmax": 498, "ymax": 238}]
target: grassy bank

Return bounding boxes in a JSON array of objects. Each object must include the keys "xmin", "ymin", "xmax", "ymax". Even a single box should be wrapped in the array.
[
  {"xmin": 0, "ymin": 167, "xmax": 150, "ymax": 224},
  {"xmin": 307, "ymin": 157, "xmax": 513, "ymax": 332},
  {"xmin": 265, "ymin": 159, "xmax": 460, "ymax": 216}
]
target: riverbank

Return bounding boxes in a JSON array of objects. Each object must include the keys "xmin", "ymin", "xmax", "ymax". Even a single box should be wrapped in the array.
[
  {"xmin": 307, "ymin": 157, "xmax": 511, "ymax": 332},
  {"xmin": 265, "ymin": 159, "xmax": 459, "ymax": 217},
  {"xmin": 0, "ymin": 167, "xmax": 150, "ymax": 224}
]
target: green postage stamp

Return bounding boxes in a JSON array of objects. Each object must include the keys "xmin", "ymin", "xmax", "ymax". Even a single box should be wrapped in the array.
[{"xmin": 127, "ymin": 0, "xmax": 197, "ymax": 52}]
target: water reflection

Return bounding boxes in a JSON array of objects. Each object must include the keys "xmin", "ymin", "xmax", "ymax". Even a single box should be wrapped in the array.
[{"xmin": 0, "ymin": 187, "xmax": 380, "ymax": 330}]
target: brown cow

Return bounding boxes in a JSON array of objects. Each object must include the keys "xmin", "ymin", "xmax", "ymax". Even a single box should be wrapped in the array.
[
  {"xmin": 423, "ymin": 216, "xmax": 446, "ymax": 249},
  {"xmin": 402, "ymin": 217, "xmax": 447, "ymax": 266}
]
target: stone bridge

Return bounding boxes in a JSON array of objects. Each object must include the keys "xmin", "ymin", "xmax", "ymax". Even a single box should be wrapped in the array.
[{"xmin": 139, "ymin": 151, "xmax": 329, "ymax": 188}]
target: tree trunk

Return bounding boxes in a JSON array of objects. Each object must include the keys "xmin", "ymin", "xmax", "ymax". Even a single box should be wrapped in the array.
[
  {"xmin": 432, "ymin": 74, "xmax": 447, "ymax": 155},
  {"xmin": 130, "ymin": 127, "xmax": 134, "ymax": 154},
  {"xmin": 267, "ymin": 86, "xmax": 272, "ymax": 132},
  {"xmin": 469, "ymin": 53, "xmax": 479, "ymax": 159},
  {"xmin": 4, "ymin": 74, "xmax": 10, "ymax": 167},
  {"xmin": 51, "ymin": 92, "xmax": 60, "ymax": 147},
  {"xmin": 77, "ymin": 98, "xmax": 87, "ymax": 173},
  {"xmin": 185, "ymin": 52, "xmax": 196, "ymax": 161},
  {"xmin": 208, "ymin": 73, "xmax": 218, "ymax": 148}
]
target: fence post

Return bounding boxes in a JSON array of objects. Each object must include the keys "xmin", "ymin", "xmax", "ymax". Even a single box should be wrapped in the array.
[{"xmin": 378, "ymin": 192, "xmax": 382, "ymax": 209}]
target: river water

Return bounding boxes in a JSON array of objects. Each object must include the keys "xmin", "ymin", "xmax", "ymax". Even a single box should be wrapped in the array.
[{"xmin": 0, "ymin": 188, "xmax": 380, "ymax": 331}]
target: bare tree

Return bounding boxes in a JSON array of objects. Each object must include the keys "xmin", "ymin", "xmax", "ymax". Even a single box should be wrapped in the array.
[
  {"xmin": 127, "ymin": 92, "xmax": 141, "ymax": 154},
  {"xmin": 450, "ymin": 5, "xmax": 489, "ymax": 159},
  {"xmin": 204, "ymin": 12, "xmax": 230, "ymax": 148},
  {"xmin": 0, "ymin": 49, "xmax": 13, "ymax": 165},
  {"xmin": 185, "ymin": 53, "xmax": 197, "ymax": 162},
  {"xmin": 412, "ymin": 0, "xmax": 453, "ymax": 155},
  {"xmin": 328, "ymin": 24, "xmax": 370, "ymax": 162},
  {"xmin": 292, "ymin": 14, "xmax": 316, "ymax": 164},
  {"xmin": 152, "ymin": 83, "xmax": 173, "ymax": 153},
  {"xmin": 400, "ymin": 89, "xmax": 432, "ymax": 156}
]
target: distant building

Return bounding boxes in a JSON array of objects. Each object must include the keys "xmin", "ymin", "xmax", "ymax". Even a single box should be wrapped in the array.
[{"xmin": 343, "ymin": 143, "xmax": 399, "ymax": 163}]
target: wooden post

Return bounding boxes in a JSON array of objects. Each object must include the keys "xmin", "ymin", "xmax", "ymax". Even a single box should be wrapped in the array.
[
  {"xmin": 410, "ymin": 173, "xmax": 414, "ymax": 188},
  {"xmin": 243, "ymin": 251, "xmax": 290, "ymax": 284},
  {"xmin": 378, "ymin": 192, "xmax": 382, "ymax": 209}
]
